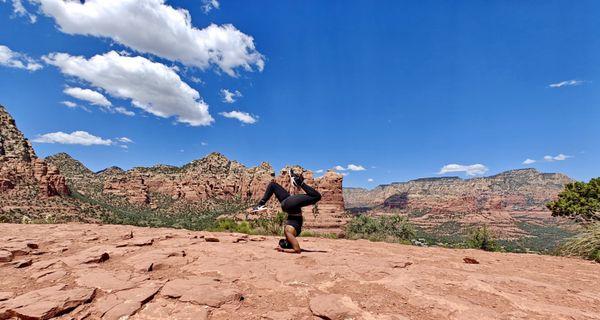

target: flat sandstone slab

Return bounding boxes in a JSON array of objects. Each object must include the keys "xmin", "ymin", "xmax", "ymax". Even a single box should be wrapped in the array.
[{"xmin": 0, "ymin": 223, "xmax": 599, "ymax": 320}]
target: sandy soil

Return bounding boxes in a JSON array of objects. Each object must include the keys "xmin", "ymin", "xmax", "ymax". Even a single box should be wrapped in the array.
[{"xmin": 0, "ymin": 223, "xmax": 599, "ymax": 320}]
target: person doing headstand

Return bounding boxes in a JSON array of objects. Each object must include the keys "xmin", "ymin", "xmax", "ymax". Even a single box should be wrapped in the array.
[{"xmin": 252, "ymin": 169, "xmax": 321, "ymax": 253}]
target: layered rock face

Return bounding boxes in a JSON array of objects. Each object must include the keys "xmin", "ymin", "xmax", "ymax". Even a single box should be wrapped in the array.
[
  {"xmin": 0, "ymin": 105, "xmax": 69, "ymax": 199},
  {"xmin": 344, "ymin": 169, "xmax": 573, "ymax": 237},
  {"xmin": 47, "ymin": 152, "xmax": 347, "ymax": 232}
]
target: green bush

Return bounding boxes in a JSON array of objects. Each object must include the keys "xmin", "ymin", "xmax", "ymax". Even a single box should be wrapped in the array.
[
  {"xmin": 547, "ymin": 178, "xmax": 600, "ymax": 223},
  {"xmin": 250, "ymin": 212, "xmax": 286, "ymax": 236},
  {"xmin": 466, "ymin": 226, "xmax": 497, "ymax": 251},
  {"xmin": 346, "ymin": 214, "xmax": 415, "ymax": 242},
  {"xmin": 560, "ymin": 222, "xmax": 600, "ymax": 262}
]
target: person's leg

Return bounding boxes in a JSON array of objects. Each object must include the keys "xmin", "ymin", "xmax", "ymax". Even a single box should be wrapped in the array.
[
  {"xmin": 281, "ymin": 183, "xmax": 321, "ymax": 212},
  {"xmin": 258, "ymin": 181, "xmax": 290, "ymax": 205},
  {"xmin": 299, "ymin": 182, "xmax": 321, "ymax": 199}
]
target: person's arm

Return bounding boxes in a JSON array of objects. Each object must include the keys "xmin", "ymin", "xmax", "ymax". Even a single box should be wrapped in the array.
[
  {"xmin": 279, "ymin": 225, "xmax": 302, "ymax": 254},
  {"xmin": 276, "ymin": 247, "xmax": 301, "ymax": 254}
]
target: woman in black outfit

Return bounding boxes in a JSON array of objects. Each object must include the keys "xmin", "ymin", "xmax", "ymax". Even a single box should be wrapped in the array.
[{"xmin": 252, "ymin": 170, "xmax": 321, "ymax": 253}]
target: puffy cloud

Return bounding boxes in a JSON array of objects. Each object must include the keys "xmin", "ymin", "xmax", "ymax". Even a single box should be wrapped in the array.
[
  {"xmin": 219, "ymin": 110, "xmax": 257, "ymax": 124},
  {"xmin": 0, "ymin": 44, "xmax": 43, "ymax": 71},
  {"xmin": 34, "ymin": 0, "xmax": 264, "ymax": 76},
  {"xmin": 347, "ymin": 164, "xmax": 366, "ymax": 171},
  {"xmin": 522, "ymin": 158, "xmax": 536, "ymax": 165},
  {"xmin": 438, "ymin": 164, "xmax": 488, "ymax": 176},
  {"xmin": 63, "ymin": 87, "xmax": 112, "ymax": 107},
  {"xmin": 334, "ymin": 164, "xmax": 366, "ymax": 171},
  {"xmin": 368, "ymin": 178, "xmax": 374, "ymax": 182},
  {"xmin": 220, "ymin": 89, "xmax": 242, "ymax": 103},
  {"xmin": 32, "ymin": 131, "xmax": 113, "ymax": 146},
  {"xmin": 544, "ymin": 154, "xmax": 572, "ymax": 162},
  {"xmin": 202, "ymin": 0, "xmax": 219, "ymax": 13},
  {"xmin": 548, "ymin": 80, "xmax": 584, "ymax": 88},
  {"xmin": 315, "ymin": 169, "xmax": 324, "ymax": 173},
  {"xmin": 43, "ymin": 51, "xmax": 214, "ymax": 126}
]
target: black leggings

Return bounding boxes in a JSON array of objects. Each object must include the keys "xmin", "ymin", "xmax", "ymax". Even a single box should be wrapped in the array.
[
  {"xmin": 258, "ymin": 181, "xmax": 321, "ymax": 235},
  {"xmin": 258, "ymin": 181, "xmax": 322, "ymax": 214}
]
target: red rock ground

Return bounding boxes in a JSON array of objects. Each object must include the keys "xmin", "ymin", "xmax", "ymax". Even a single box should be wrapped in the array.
[{"xmin": 0, "ymin": 223, "xmax": 599, "ymax": 320}]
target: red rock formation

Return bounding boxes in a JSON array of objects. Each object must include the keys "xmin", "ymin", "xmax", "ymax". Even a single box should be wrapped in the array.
[
  {"xmin": 344, "ymin": 170, "xmax": 573, "ymax": 237},
  {"xmin": 0, "ymin": 105, "xmax": 69, "ymax": 199},
  {"xmin": 47, "ymin": 152, "xmax": 348, "ymax": 232}
]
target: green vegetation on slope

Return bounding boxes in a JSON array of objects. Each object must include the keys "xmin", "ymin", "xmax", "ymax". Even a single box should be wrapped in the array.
[{"xmin": 346, "ymin": 214, "xmax": 416, "ymax": 242}]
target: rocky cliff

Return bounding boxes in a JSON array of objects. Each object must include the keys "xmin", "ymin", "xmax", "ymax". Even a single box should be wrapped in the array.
[
  {"xmin": 0, "ymin": 105, "xmax": 69, "ymax": 199},
  {"xmin": 344, "ymin": 169, "xmax": 573, "ymax": 238},
  {"xmin": 46, "ymin": 152, "xmax": 347, "ymax": 233}
]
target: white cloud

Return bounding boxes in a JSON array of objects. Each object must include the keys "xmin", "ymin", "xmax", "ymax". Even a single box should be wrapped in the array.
[
  {"xmin": 201, "ymin": 141, "xmax": 208, "ymax": 146},
  {"xmin": 6, "ymin": 0, "xmax": 37, "ymax": 23},
  {"xmin": 190, "ymin": 76, "xmax": 203, "ymax": 84},
  {"xmin": 34, "ymin": 0, "xmax": 264, "ymax": 76},
  {"xmin": 438, "ymin": 164, "xmax": 488, "ymax": 176},
  {"xmin": 63, "ymin": 87, "xmax": 112, "ymax": 107},
  {"xmin": 347, "ymin": 164, "xmax": 366, "ymax": 171},
  {"xmin": 340, "ymin": 172, "xmax": 349, "ymax": 177},
  {"xmin": 114, "ymin": 107, "xmax": 135, "ymax": 117},
  {"xmin": 60, "ymin": 100, "xmax": 91, "ymax": 112},
  {"xmin": 202, "ymin": 0, "xmax": 219, "ymax": 13},
  {"xmin": 220, "ymin": 89, "xmax": 242, "ymax": 103},
  {"xmin": 368, "ymin": 178, "xmax": 374, "ymax": 182},
  {"xmin": 116, "ymin": 137, "xmax": 133, "ymax": 143},
  {"xmin": 32, "ymin": 131, "xmax": 113, "ymax": 146},
  {"xmin": 334, "ymin": 164, "xmax": 366, "ymax": 171},
  {"xmin": 548, "ymin": 80, "xmax": 584, "ymax": 88},
  {"xmin": 315, "ymin": 169, "xmax": 324, "ymax": 173},
  {"xmin": 0, "ymin": 45, "xmax": 43, "ymax": 71},
  {"xmin": 544, "ymin": 153, "xmax": 572, "ymax": 162},
  {"xmin": 61, "ymin": 101, "xmax": 77, "ymax": 108},
  {"xmin": 43, "ymin": 51, "xmax": 214, "ymax": 126},
  {"xmin": 522, "ymin": 158, "xmax": 536, "ymax": 165},
  {"xmin": 219, "ymin": 110, "xmax": 257, "ymax": 124}
]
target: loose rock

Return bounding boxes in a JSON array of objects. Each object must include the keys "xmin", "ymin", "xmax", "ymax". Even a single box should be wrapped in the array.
[
  {"xmin": 0, "ymin": 250, "xmax": 13, "ymax": 262},
  {"xmin": 309, "ymin": 294, "xmax": 361, "ymax": 320},
  {"xmin": 463, "ymin": 257, "xmax": 480, "ymax": 264}
]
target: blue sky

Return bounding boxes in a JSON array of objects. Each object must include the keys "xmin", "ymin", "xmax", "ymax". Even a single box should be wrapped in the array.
[{"xmin": 1, "ymin": 0, "xmax": 598, "ymax": 188}]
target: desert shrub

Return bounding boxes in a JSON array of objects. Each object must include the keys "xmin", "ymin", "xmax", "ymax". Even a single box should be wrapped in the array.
[
  {"xmin": 559, "ymin": 222, "xmax": 600, "ymax": 262},
  {"xmin": 213, "ymin": 219, "xmax": 255, "ymax": 234},
  {"xmin": 546, "ymin": 178, "xmax": 600, "ymax": 223},
  {"xmin": 346, "ymin": 214, "xmax": 415, "ymax": 242},
  {"xmin": 466, "ymin": 226, "xmax": 497, "ymax": 251},
  {"xmin": 250, "ymin": 212, "xmax": 286, "ymax": 236}
]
